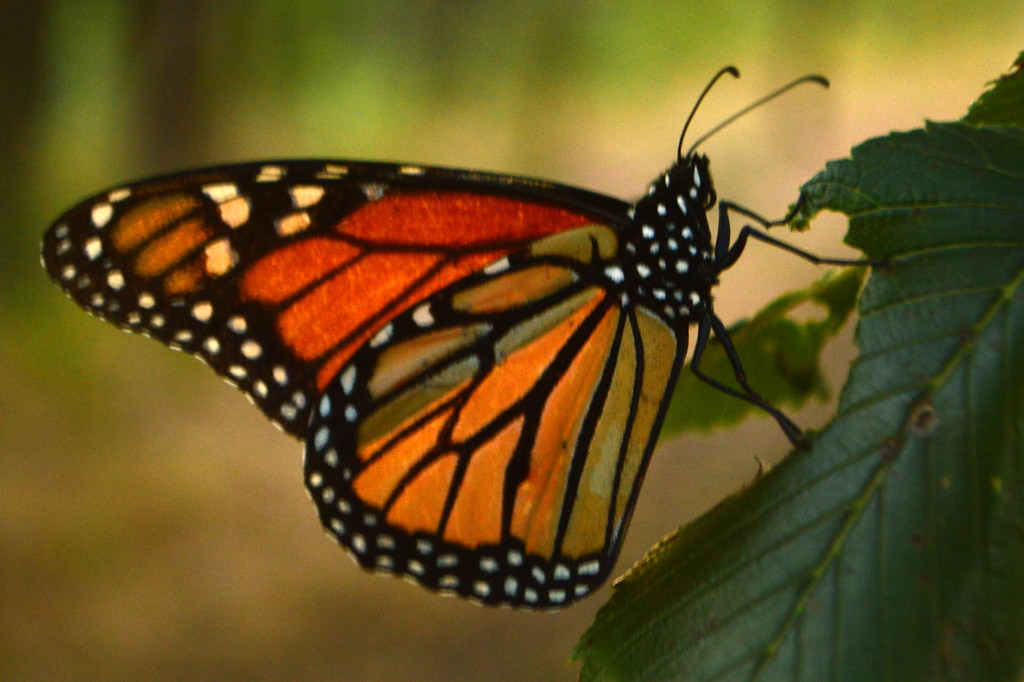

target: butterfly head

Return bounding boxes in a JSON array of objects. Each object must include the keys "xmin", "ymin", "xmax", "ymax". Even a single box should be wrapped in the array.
[
  {"xmin": 618, "ymin": 153, "xmax": 719, "ymax": 325},
  {"xmin": 675, "ymin": 152, "xmax": 717, "ymax": 212}
]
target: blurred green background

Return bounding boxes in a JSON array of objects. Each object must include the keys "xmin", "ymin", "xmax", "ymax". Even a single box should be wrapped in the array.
[{"xmin": 2, "ymin": 1, "xmax": 1019, "ymax": 679}]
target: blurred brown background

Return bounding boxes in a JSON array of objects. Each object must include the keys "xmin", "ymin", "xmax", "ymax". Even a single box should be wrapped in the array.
[{"xmin": 1, "ymin": 1, "xmax": 1019, "ymax": 679}]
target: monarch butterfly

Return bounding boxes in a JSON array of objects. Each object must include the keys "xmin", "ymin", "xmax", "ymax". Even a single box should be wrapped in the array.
[{"xmin": 42, "ymin": 67, "xmax": 864, "ymax": 609}]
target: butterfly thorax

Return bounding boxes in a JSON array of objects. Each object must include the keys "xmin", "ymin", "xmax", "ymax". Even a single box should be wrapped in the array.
[{"xmin": 612, "ymin": 154, "xmax": 719, "ymax": 328}]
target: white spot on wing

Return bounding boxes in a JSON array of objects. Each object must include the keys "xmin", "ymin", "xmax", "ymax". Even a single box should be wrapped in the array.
[
  {"xmin": 316, "ymin": 164, "xmax": 349, "ymax": 179},
  {"xmin": 275, "ymin": 211, "xmax": 311, "ymax": 236},
  {"xmin": 412, "ymin": 303, "xmax": 434, "ymax": 327},
  {"xmin": 314, "ymin": 426, "xmax": 330, "ymax": 451},
  {"xmin": 484, "ymin": 257, "xmax": 510, "ymax": 275},
  {"xmin": 361, "ymin": 183, "xmax": 386, "ymax": 201},
  {"xmin": 290, "ymin": 184, "xmax": 325, "ymax": 208},
  {"xmin": 203, "ymin": 183, "xmax": 238, "ymax": 203},
  {"xmin": 256, "ymin": 165, "xmax": 285, "ymax": 182},
  {"xmin": 84, "ymin": 237, "xmax": 103, "ymax": 260},
  {"xmin": 370, "ymin": 323, "xmax": 393, "ymax": 347},
  {"xmin": 108, "ymin": 188, "xmax": 131, "ymax": 203},
  {"xmin": 91, "ymin": 203, "xmax": 113, "ymax": 228},
  {"xmin": 241, "ymin": 340, "xmax": 262, "ymax": 359},
  {"xmin": 191, "ymin": 301, "xmax": 213, "ymax": 322},
  {"xmin": 340, "ymin": 365, "xmax": 356, "ymax": 394},
  {"xmin": 204, "ymin": 238, "xmax": 236, "ymax": 276},
  {"xmin": 218, "ymin": 196, "xmax": 251, "ymax": 228}
]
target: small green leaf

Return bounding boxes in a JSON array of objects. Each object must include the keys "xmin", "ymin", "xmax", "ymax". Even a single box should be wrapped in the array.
[
  {"xmin": 965, "ymin": 51, "xmax": 1024, "ymax": 127},
  {"xmin": 576, "ymin": 121, "xmax": 1024, "ymax": 681},
  {"xmin": 661, "ymin": 268, "xmax": 863, "ymax": 439}
]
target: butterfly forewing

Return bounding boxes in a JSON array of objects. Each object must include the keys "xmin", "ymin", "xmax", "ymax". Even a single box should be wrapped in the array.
[
  {"xmin": 304, "ymin": 225, "xmax": 683, "ymax": 608},
  {"xmin": 41, "ymin": 161, "xmax": 625, "ymax": 437}
]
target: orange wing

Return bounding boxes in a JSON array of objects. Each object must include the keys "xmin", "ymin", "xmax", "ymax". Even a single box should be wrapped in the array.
[
  {"xmin": 41, "ymin": 161, "xmax": 614, "ymax": 436},
  {"xmin": 304, "ymin": 225, "xmax": 684, "ymax": 608}
]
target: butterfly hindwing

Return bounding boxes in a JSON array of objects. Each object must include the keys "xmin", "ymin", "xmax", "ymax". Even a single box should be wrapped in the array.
[
  {"xmin": 41, "ymin": 161, "xmax": 627, "ymax": 437},
  {"xmin": 304, "ymin": 225, "xmax": 684, "ymax": 608}
]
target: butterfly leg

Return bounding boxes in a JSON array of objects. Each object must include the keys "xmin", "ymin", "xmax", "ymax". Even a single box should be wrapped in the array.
[
  {"xmin": 697, "ymin": 197, "xmax": 886, "ymax": 446},
  {"xmin": 715, "ymin": 198, "xmax": 886, "ymax": 270},
  {"xmin": 689, "ymin": 309, "xmax": 804, "ymax": 446}
]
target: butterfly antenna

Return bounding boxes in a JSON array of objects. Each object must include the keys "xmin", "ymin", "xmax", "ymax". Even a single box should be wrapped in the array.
[
  {"xmin": 677, "ymin": 66, "xmax": 741, "ymax": 160},
  {"xmin": 684, "ymin": 74, "xmax": 829, "ymax": 158}
]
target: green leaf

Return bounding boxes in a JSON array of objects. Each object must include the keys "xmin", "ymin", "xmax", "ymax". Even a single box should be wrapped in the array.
[
  {"xmin": 575, "ymin": 119, "xmax": 1024, "ymax": 680},
  {"xmin": 965, "ymin": 51, "xmax": 1024, "ymax": 126},
  {"xmin": 661, "ymin": 268, "xmax": 863, "ymax": 439}
]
